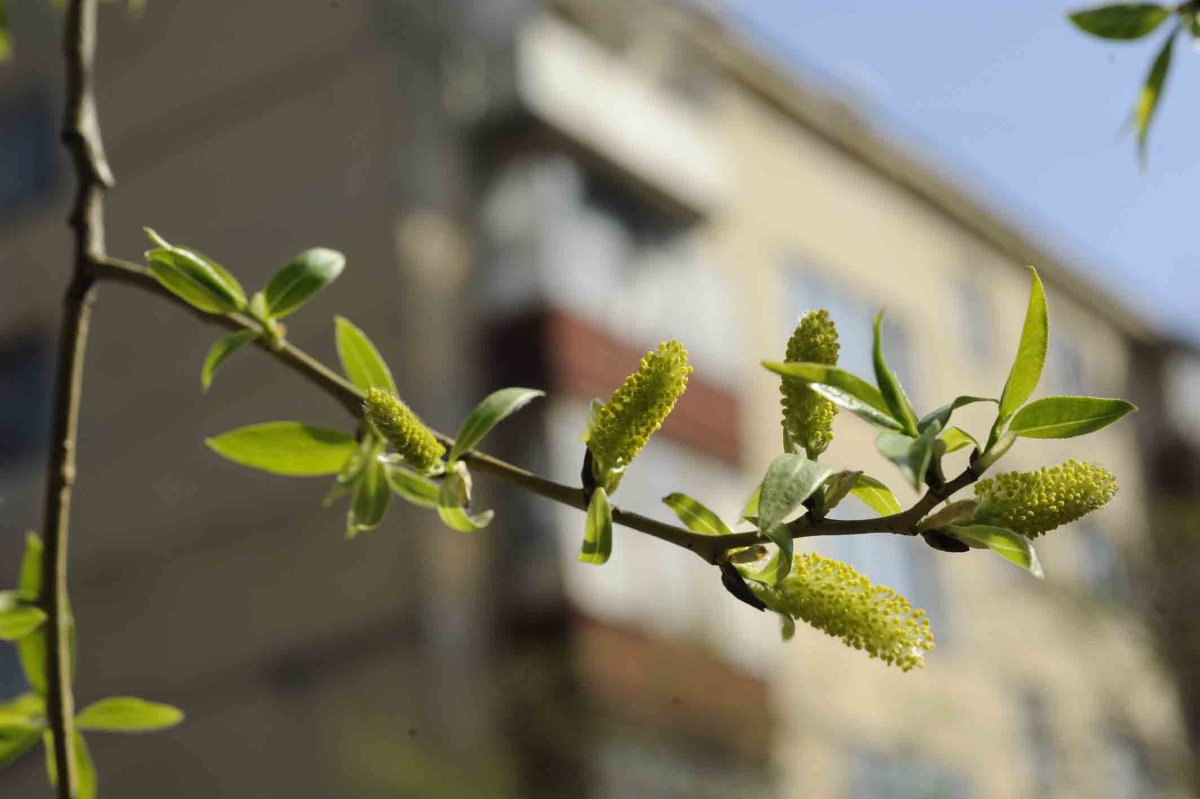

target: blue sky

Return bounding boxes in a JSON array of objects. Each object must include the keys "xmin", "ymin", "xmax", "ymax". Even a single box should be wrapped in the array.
[{"xmin": 729, "ymin": 1, "xmax": 1200, "ymax": 345}]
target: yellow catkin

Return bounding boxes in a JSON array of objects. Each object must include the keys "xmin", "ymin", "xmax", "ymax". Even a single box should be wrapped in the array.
[
  {"xmin": 748, "ymin": 553, "xmax": 934, "ymax": 671},
  {"xmin": 973, "ymin": 460, "xmax": 1117, "ymax": 538},
  {"xmin": 363, "ymin": 387, "xmax": 445, "ymax": 473},
  {"xmin": 780, "ymin": 309, "xmax": 840, "ymax": 458},
  {"xmin": 587, "ymin": 340, "xmax": 691, "ymax": 483}
]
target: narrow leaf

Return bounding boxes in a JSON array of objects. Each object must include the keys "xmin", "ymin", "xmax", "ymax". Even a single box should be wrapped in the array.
[
  {"xmin": 0, "ymin": 693, "xmax": 45, "ymax": 733},
  {"xmin": 347, "ymin": 458, "xmax": 391, "ymax": 538},
  {"xmin": 1068, "ymin": 4, "xmax": 1171, "ymax": 39},
  {"xmin": 997, "ymin": 267, "xmax": 1048, "ymax": 423},
  {"xmin": 76, "ymin": 698, "xmax": 184, "ymax": 733},
  {"xmin": 763, "ymin": 361, "xmax": 897, "ymax": 423},
  {"xmin": 578, "ymin": 487, "xmax": 613, "ymax": 565},
  {"xmin": 819, "ymin": 470, "xmax": 862, "ymax": 515},
  {"xmin": 872, "ymin": 312, "xmax": 919, "ymax": 434},
  {"xmin": 17, "ymin": 533, "xmax": 42, "ymax": 602},
  {"xmin": 851, "ymin": 474, "xmax": 903, "ymax": 516},
  {"xmin": 74, "ymin": 732, "xmax": 96, "ymax": 799},
  {"xmin": 662, "ymin": 493, "xmax": 734, "ymax": 537},
  {"xmin": 144, "ymin": 241, "xmax": 246, "ymax": 315},
  {"xmin": 0, "ymin": 731, "xmax": 39, "ymax": 769},
  {"xmin": 18, "ymin": 631, "xmax": 46, "ymax": 696},
  {"xmin": 385, "ymin": 464, "xmax": 440, "ymax": 509},
  {"xmin": 448, "ymin": 387, "xmax": 544, "ymax": 463},
  {"xmin": 264, "ymin": 248, "xmax": 346, "ymax": 318},
  {"xmin": 1009, "ymin": 396, "xmax": 1136, "ymax": 439},
  {"xmin": 200, "ymin": 330, "xmax": 257, "ymax": 391},
  {"xmin": 939, "ymin": 426, "xmax": 979, "ymax": 454},
  {"xmin": 918, "ymin": 396, "xmax": 996, "ymax": 433},
  {"xmin": 758, "ymin": 455, "xmax": 832, "ymax": 580},
  {"xmin": 206, "ymin": 422, "xmax": 357, "ymax": 476},
  {"xmin": 334, "ymin": 316, "xmax": 397, "ymax": 395},
  {"xmin": 436, "ymin": 465, "xmax": 492, "ymax": 532},
  {"xmin": 876, "ymin": 423, "xmax": 940, "ymax": 490},
  {"xmin": 1134, "ymin": 28, "xmax": 1175, "ymax": 162},
  {"xmin": 945, "ymin": 523, "xmax": 1044, "ymax": 578},
  {"xmin": 740, "ymin": 484, "xmax": 761, "ymax": 522}
]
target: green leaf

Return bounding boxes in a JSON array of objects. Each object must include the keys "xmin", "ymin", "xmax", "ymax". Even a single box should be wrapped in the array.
[
  {"xmin": 74, "ymin": 732, "xmax": 96, "ymax": 799},
  {"xmin": 1134, "ymin": 28, "xmax": 1175, "ymax": 162},
  {"xmin": 144, "ymin": 234, "xmax": 246, "ymax": 314},
  {"xmin": 578, "ymin": 487, "xmax": 613, "ymax": 565},
  {"xmin": 996, "ymin": 267, "xmax": 1048, "ymax": 429},
  {"xmin": 448, "ymin": 387, "xmax": 544, "ymax": 463},
  {"xmin": 1009, "ymin": 396, "xmax": 1137, "ymax": 439},
  {"xmin": 918, "ymin": 396, "xmax": 996, "ymax": 434},
  {"xmin": 384, "ymin": 464, "xmax": 440, "ymax": 509},
  {"xmin": 661, "ymin": 493, "xmax": 734, "ymax": 537},
  {"xmin": 0, "ymin": 598, "xmax": 46, "ymax": 641},
  {"xmin": 762, "ymin": 361, "xmax": 902, "ymax": 430},
  {"xmin": 264, "ymin": 248, "xmax": 345, "ymax": 318},
  {"xmin": 436, "ymin": 463, "xmax": 493, "ymax": 532},
  {"xmin": 1068, "ymin": 3, "xmax": 1170, "ymax": 39},
  {"xmin": 0, "ymin": 1, "xmax": 11, "ymax": 63},
  {"xmin": 18, "ymin": 631, "xmax": 46, "ymax": 696},
  {"xmin": 945, "ymin": 524, "xmax": 1044, "ymax": 578},
  {"xmin": 877, "ymin": 422, "xmax": 940, "ymax": 490},
  {"xmin": 0, "ymin": 731, "xmax": 39, "ymax": 769},
  {"xmin": 939, "ymin": 426, "xmax": 979, "ymax": 454},
  {"xmin": 872, "ymin": 312, "xmax": 919, "ymax": 435},
  {"xmin": 200, "ymin": 329, "xmax": 257, "ymax": 391},
  {"xmin": 206, "ymin": 422, "xmax": 358, "ymax": 476},
  {"xmin": 347, "ymin": 458, "xmax": 391, "ymax": 538},
  {"xmin": 758, "ymin": 455, "xmax": 831, "ymax": 580},
  {"xmin": 740, "ymin": 484, "xmax": 761, "ymax": 522},
  {"xmin": 334, "ymin": 316, "xmax": 397, "ymax": 395},
  {"xmin": 18, "ymin": 532, "xmax": 42, "ymax": 602},
  {"xmin": 851, "ymin": 474, "xmax": 903, "ymax": 516},
  {"xmin": 76, "ymin": 697, "xmax": 185, "ymax": 733},
  {"xmin": 818, "ymin": 470, "xmax": 862, "ymax": 516},
  {"xmin": 0, "ymin": 694, "xmax": 45, "ymax": 733}
]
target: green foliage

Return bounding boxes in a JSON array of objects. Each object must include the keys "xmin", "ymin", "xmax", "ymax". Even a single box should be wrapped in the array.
[
  {"xmin": 850, "ymin": 474, "xmax": 902, "ymax": 516},
  {"xmin": 143, "ymin": 229, "xmax": 246, "ymax": 314},
  {"xmin": 941, "ymin": 523, "xmax": 1044, "ymax": 577},
  {"xmin": 263, "ymin": 248, "xmax": 344, "ymax": 318},
  {"xmin": 75, "ymin": 698, "xmax": 183, "ymax": 733},
  {"xmin": 742, "ymin": 553, "xmax": 934, "ymax": 671},
  {"xmin": 200, "ymin": 329, "xmax": 257, "ymax": 391},
  {"xmin": 996, "ymin": 267, "xmax": 1048, "ymax": 431},
  {"xmin": 334, "ymin": 316, "xmax": 397, "ymax": 395},
  {"xmin": 1134, "ymin": 28, "xmax": 1175, "ymax": 162},
  {"xmin": 447, "ymin": 387, "xmax": 544, "ymax": 464},
  {"xmin": 763, "ymin": 361, "xmax": 901, "ymax": 430},
  {"xmin": 206, "ymin": 422, "xmax": 358, "ymax": 476},
  {"xmin": 780, "ymin": 309, "xmax": 840, "ymax": 458},
  {"xmin": 347, "ymin": 456, "xmax": 390, "ymax": 538},
  {"xmin": 0, "ymin": 0, "xmax": 11, "ymax": 62},
  {"xmin": 436, "ymin": 461, "xmax": 493, "ymax": 532},
  {"xmin": 1008, "ymin": 395, "xmax": 1136, "ymax": 438},
  {"xmin": 756, "ymin": 455, "xmax": 831, "ymax": 581},
  {"xmin": 1069, "ymin": 3, "xmax": 1171, "ymax": 38},
  {"xmin": 872, "ymin": 312, "xmax": 919, "ymax": 435},
  {"xmin": 662, "ymin": 493, "xmax": 735, "ymax": 537},
  {"xmin": 0, "ymin": 592, "xmax": 46, "ymax": 640},
  {"xmin": 585, "ymin": 340, "xmax": 691, "ymax": 491},
  {"xmin": 578, "ymin": 487, "xmax": 613, "ymax": 564}
]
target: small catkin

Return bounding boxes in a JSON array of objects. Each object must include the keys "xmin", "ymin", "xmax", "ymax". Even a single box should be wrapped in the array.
[
  {"xmin": 363, "ymin": 387, "xmax": 445, "ymax": 473},
  {"xmin": 587, "ymin": 340, "xmax": 691, "ymax": 479},
  {"xmin": 972, "ymin": 460, "xmax": 1117, "ymax": 538},
  {"xmin": 748, "ymin": 553, "xmax": 934, "ymax": 671},
  {"xmin": 781, "ymin": 309, "xmax": 840, "ymax": 458}
]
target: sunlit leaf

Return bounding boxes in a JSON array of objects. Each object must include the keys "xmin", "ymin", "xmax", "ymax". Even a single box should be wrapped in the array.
[
  {"xmin": 200, "ymin": 330, "xmax": 257, "ymax": 391},
  {"xmin": 758, "ymin": 454, "xmax": 831, "ymax": 581},
  {"xmin": 1134, "ymin": 28, "xmax": 1176, "ymax": 162},
  {"xmin": 264, "ymin": 248, "xmax": 345, "ymax": 318},
  {"xmin": 1009, "ymin": 396, "xmax": 1136, "ymax": 438},
  {"xmin": 334, "ymin": 316, "xmax": 397, "ymax": 395},
  {"xmin": 994, "ymin": 267, "xmax": 1047, "ymax": 442},
  {"xmin": 0, "ymin": 693, "xmax": 44, "ymax": 733},
  {"xmin": 939, "ymin": 426, "xmax": 979, "ymax": 454},
  {"xmin": 0, "ymin": 730, "xmax": 39, "ymax": 769},
  {"xmin": 818, "ymin": 470, "xmax": 862, "ymax": 516},
  {"xmin": 346, "ymin": 458, "xmax": 390, "ymax": 538},
  {"xmin": 0, "ymin": 593, "xmax": 46, "ymax": 641},
  {"xmin": 143, "ymin": 230, "xmax": 246, "ymax": 314},
  {"xmin": 872, "ymin": 312, "xmax": 918, "ymax": 435},
  {"xmin": 76, "ymin": 697, "xmax": 184, "ymax": 733},
  {"xmin": 448, "ymin": 387, "xmax": 544, "ymax": 463},
  {"xmin": 436, "ymin": 463, "xmax": 492, "ymax": 532},
  {"xmin": 74, "ymin": 732, "xmax": 96, "ymax": 799},
  {"xmin": 763, "ymin": 361, "xmax": 902, "ymax": 430},
  {"xmin": 945, "ymin": 523, "xmax": 1044, "ymax": 578},
  {"xmin": 851, "ymin": 474, "xmax": 903, "ymax": 516},
  {"xmin": 877, "ymin": 422, "xmax": 940, "ymax": 490},
  {"xmin": 206, "ymin": 422, "xmax": 357, "ymax": 476},
  {"xmin": 578, "ymin": 487, "xmax": 613, "ymax": 565},
  {"xmin": 662, "ymin": 493, "xmax": 734, "ymax": 537},
  {"xmin": 385, "ymin": 463, "xmax": 440, "ymax": 509},
  {"xmin": 918, "ymin": 396, "xmax": 996, "ymax": 434}
]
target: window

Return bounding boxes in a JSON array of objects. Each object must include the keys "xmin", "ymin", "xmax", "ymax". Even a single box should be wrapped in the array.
[
  {"xmin": 1022, "ymin": 688, "xmax": 1058, "ymax": 796},
  {"xmin": 847, "ymin": 748, "xmax": 970, "ymax": 799},
  {"xmin": 0, "ymin": 97, "xmax": 57, "ymax": 219},
  {"xmin": 956, "ymin": 276, "xmax": 992, "ymax": 358}
]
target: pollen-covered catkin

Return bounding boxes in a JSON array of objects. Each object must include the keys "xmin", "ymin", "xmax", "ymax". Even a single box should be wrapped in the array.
[
  {"xmin": 587, "ymin": 340, "xmax": 691, "ymax": 481},
  {"xmin": 363, "ymin": 387, "xmax": 445, "ymax": 473},
  {"xmin": 747, "ymin": 553, "xmax": 934, "ymax": 671},
  {"xmin": 972, "ymin": 460, "xmax": 1117, "ymax": 538},
  {"xmin": 780, "ymin": 309, "xmax": 840, "ymax": 458}
]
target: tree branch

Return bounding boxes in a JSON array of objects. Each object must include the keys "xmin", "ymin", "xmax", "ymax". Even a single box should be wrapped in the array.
[
  {"xmin": 91, "ymin": 256, "xmax": 981, "ymax": 564},
  {"xmin": 42, "ymin": 1, "xmax": 112, "ymax": 796}
]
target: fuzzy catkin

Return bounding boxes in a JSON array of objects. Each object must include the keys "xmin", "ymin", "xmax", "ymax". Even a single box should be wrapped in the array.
[
  {"xmin": 748, "ymin": 553, "xmax": 934, "ymax": 671},
  {"xmin": 587, "ymin": 340, "xmax": 691, "ymax": 481},
  {"xmin": 363, "ymin": 387, "xmax": 445, "ymax": 473},
  {"xmin": 972, "ymin": 460, "xmax": 1117, "ymax": 538},
  {"xmin": 781, "ymin": 309, "xmax": 840, "ymax": 458}
]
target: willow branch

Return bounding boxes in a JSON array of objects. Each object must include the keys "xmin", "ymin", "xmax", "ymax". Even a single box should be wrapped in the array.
[
  {"xmin": 42, "ymin": 0, "xmax": 114, "ymax": 795},
  {"xmin": 91, "ymin": 256, "xmax": 983, "ymax": 564}
]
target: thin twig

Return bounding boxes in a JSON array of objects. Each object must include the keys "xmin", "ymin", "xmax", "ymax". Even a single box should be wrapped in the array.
[
  {"xmin": 43, "ymin": 1, "xmax": 113, "ymax": 796},
  {"xmin": 91, "ymin": 256, "xmax": 980, "ymax": 564}
]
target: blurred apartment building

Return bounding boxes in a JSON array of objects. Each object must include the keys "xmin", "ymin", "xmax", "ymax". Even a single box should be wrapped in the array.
[{"xmin": 0, "ymin": 0, "xmax": 1196, "ymax": 796}]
